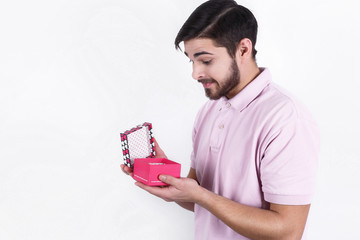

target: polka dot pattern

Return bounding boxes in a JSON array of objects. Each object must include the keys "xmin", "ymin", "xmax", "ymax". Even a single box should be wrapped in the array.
[{"xmin": 120, "ymin": 123, "xmax": 155, "ymax": 168}]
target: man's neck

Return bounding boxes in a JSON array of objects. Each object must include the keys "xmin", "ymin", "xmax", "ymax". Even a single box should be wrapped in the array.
[{"xmin": 226, "ymin": 62, "xmax": 260, "ymax": 99}]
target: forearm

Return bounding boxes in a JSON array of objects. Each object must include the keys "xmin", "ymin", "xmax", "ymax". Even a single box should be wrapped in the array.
[
  {"xmin": 176, "ymin": 201, "xmax": 194, "ymax": 212},
  {"xmin": 134, "ymin": 168, "xmax": 308, "ymax": 239},
  {"xmin": 196, "ymin": 187, "xmax": 307, "ymax": 240}
]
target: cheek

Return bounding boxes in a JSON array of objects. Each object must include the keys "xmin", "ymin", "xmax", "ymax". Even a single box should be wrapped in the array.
[
  {"xmin": 208, "ymin": 65, "xmax": 223, "ymax": 80},
  {"xmin": 208, "ymin": 59, "xmax": 233, "ymax": 80},
  {"xmin": 208, "ymin": 67, "xmax": 228, "ymax": 85}
]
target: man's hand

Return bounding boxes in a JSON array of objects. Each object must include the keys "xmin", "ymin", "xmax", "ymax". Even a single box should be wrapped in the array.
[
  {"xmin": 120, "ymin": 164, "xmax": 133, "ymax": 177},
  {"xmin": 135, "ymin": 174, "xmax": 202, "ymax": 203},
  {"xmin": 120, "ymin": 138, "xmax": 166, "ymax": 177},
  {"xmin": 153, "ymin": 138, "xmax": 167, "ymax": 159}
]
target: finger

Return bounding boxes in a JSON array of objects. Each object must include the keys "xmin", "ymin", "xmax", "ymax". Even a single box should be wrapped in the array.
[
  {"xmin": 120, "ymin": 164, "xmax": 133, "ymax": 176},
  {"xmin": 122, "ymin": 164, "xmax": 132, "ymax": 173},
  {"xmin": 120, "ymin": 164, "xmax": 128, "ymax": 174},
  {"xmin": 153, "ymin": 138, "xmax": 167, "ymax": 159},
  {"xmin": 135, "ymin": 182, "xmax": 172, "ymax": 201},
  {"xmin": 159, "ymin": 174, "xmax": 180, "ymax": 186},
  {"xmin": 135, "ymin": 181, "xmax": 166, "ymax": 196}
]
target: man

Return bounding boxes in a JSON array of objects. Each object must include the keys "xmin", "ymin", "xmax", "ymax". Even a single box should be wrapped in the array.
[{"xmin": 121, "ymin": 0, "xmax": 319, "ymax": 239}]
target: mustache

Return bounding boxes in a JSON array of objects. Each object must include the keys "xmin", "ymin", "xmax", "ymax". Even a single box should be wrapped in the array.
[{"xmin": 198, "ymin": 79, "xmax": 217, "ymax": 84}]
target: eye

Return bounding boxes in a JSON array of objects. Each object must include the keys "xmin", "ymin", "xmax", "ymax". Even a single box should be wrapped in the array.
[{"xmin": 202, "ymin": 60, "xmax": 212, "ymax": 65}]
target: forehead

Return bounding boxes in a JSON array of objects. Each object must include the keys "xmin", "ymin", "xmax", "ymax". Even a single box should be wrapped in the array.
[{"xmin": 184, "ymin": 38, "xmax": 227, "ymax": 57}]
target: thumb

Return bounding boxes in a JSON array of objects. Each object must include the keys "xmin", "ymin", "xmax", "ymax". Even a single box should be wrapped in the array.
[{"xmin": 159, "ymin": 174, "xmax": 179, "ymax": 186}]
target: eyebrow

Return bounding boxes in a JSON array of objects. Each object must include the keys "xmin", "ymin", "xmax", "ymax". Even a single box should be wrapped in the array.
[{"xmin": 184, "ymin": 51, "xmax": 213, "ymax": 58}]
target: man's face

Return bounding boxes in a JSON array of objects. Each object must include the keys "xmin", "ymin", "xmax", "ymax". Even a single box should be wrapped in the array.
[{"xmin": 184, "ymin": 38, "xmax": 241, "ymax": 100}]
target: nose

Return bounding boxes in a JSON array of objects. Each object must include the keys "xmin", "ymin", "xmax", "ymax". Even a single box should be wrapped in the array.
[{"xmin": 191, "ymin": 63, "xmax": 205, "ymax": 80}]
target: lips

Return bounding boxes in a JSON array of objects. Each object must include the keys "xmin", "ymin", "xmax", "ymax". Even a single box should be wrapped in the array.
[
  {"xmin": 202, "ymin": 82, "xmax": 213, "ymax": 88},
  {"xmin": 198, "ymin": 79, "xmax": 216, "ymax": 88}
]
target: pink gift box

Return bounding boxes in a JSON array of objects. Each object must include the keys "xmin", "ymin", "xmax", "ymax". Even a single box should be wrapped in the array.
[{"xmin": 133, "ymin": 158, "xmax": 181, "ymax": 186}]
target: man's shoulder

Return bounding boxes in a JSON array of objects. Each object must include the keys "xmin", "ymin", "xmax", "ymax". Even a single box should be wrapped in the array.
[
  {"xmin": 261, "ymin": 82, "xmax": 312, "ymax": 119},
  {"xmin": 254, "ymin": 82, "xmax": 317, "ymax": 137}
]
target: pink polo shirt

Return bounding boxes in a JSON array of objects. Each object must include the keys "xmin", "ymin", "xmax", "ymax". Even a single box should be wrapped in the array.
[{"xmin": 190, "ymin": 68, "xmax": 319, "ymax": 240}]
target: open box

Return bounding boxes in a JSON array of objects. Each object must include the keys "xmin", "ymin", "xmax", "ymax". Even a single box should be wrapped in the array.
[
  {"xmin": 121, "ymin": 123, "xmax": 181, "ymax": 186},
  {"xmin": 133, "ymin": 158, "xmax": 181, "ymax": 186}
]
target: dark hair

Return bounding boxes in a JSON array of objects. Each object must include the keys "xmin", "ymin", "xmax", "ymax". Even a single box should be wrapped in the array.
[{"xmin": 175, "ymin": 0, "xmax": 258, "ymax": 59}]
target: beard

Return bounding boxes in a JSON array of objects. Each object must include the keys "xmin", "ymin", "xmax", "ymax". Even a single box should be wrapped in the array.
[{"xmin": 198, "ymin": 60, "xmax": 240, "ymax": 100}]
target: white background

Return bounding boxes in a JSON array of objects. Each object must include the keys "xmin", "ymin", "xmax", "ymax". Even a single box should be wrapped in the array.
[{"xmin": 0, "ymin": 0, "xmax": 359, "ymax": 239}]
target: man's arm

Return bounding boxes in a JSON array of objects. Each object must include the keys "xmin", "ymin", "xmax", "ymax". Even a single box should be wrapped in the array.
[
  {"xmin": 197, "ymin": 186, "xmax": 310, "ymax": 240},
  {"xmin": 121, "ymin": 139, "xmax": 309, "ymax": 239},
  {"xmin": 136, "ymin": 173, "xmax": 310, "ymax": 240}
]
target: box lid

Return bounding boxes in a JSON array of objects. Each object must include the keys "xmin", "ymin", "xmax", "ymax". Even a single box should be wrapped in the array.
[{"xmin": 120, "ymin": 122, "xmax": 155, "ymax": 168}]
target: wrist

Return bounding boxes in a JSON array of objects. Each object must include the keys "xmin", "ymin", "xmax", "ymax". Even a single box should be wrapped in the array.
[{"xmin": 193, "ymin": 185, "xmax": 212, "ymax": 207}]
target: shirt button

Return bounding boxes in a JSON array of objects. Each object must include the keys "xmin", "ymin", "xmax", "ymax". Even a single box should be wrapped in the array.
[
  {"xmin": 226, "ymin": 102, "xmax": 231, "ymax": 108},
  {"xmin": 219, "ymin": 124, "xmax": 224, "ymax": 129}
]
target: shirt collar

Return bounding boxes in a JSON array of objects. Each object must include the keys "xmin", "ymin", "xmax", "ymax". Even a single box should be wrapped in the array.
[{"xmin": 219, "ymin": 68, "xmax": 271, "ymax": 112}]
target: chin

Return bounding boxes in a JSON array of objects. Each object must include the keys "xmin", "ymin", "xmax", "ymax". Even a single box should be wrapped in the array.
[{"xmin": 205, "ymin": 90, "xmax": 222, "ymax": 100}]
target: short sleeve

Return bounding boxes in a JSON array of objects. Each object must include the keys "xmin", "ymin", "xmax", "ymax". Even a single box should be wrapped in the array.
[{"xmin": 260, "ymin": 104, "xmax": 320, "ymax": 205}]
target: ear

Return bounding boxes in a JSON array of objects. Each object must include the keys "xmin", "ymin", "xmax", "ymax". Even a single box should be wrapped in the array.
[{"xmin": 235, "ymin": 38, "xmax": 253, "ymax": 61}]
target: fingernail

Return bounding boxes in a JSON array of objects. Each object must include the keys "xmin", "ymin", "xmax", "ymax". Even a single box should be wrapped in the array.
[{"xmin": 159, "ymin": 175, "xmax": 166, "ymax": 181}]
